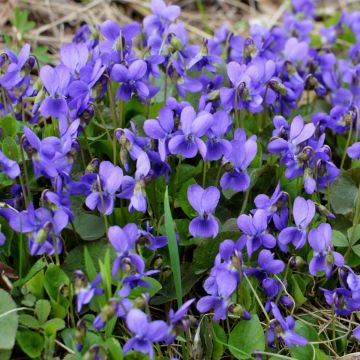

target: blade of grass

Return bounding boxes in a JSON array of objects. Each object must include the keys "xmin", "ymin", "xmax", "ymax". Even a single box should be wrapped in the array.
[
  {"xmin": 84, "ymin": 246, "xmax": 97, "ymax": 282},
  {"xmin": 164, "ymin": 186, "xmax": 182, "ymax": 307}
]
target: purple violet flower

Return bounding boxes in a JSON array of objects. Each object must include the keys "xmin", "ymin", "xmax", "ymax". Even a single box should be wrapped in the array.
[
  {"xmin": 168, "ymin": 106, "xmax": 213, "ymax": 159},
  {"xmin": 123, "ymin": 309, "xmax": 169, "ymax": 360},
  {"xmin": 187, "ymin": 184, "xmax": 220, "ymax": 238},
  {"xmin": 144, "ymin": 106, "xmax": 174, "ymax": 161},
  {"xmin": 111, "ymin": 60, "xmax": 150, "ymax": 102},
  {"xmin": 308, "ymin": 223, "xmax": 344, "ymax": 277},
  {"xmin": 108, "ymin": 223, "xmax": 144, "ymax": 277},
  {"xmin": 0, "ymin": 150, "xmax": 20, "ymax": 179},
  {"xmin": 85, "ymin": 161, "xmax": 123, "ymax": 215},
  {"xmin": 39, "ymin": 65, "xmax": 70, "ymax": 132},
  {"xmin": 278, "ymin": 196, "xmax": 315, "ymax": 252},
  {"xmin": 347, "ymin": 142, "xmax": 360, "ymax": 159},
  {"xmin": 237, "ymin": 209, "xmax": 276, "ymax": 258},
  {"xmin": 269, "ymin": 302, "xmax": 308, "ymax": 347},
  {"xmin": 258, "ymin": 249, "xmax": 285, "ymax": 274},
  {"xmin": 220, "ymin": 129, "xmax": 257, "ymax": 192}
]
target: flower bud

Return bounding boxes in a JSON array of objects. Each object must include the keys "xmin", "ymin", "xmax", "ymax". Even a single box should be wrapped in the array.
[
  {"xmin": 316, "ymin": 203, "xmax": 335, "ymax": 219},
  {"xmin": 34, "ymin": 221, "xmax": 52, "ymax": 245},
  {"xmin": 269, "ymin": 80, "xmax": 287, "ymax": 96},
  {"xmin": 75, "ymin": 319, "xmax": 86, "ymax": 351},
  {"xmin": 244, "ymin": 38, "xmax": 257, "ymax": 59},
  {"xmin": 34, "ymin": 88, "xmax": 46, "ymax": 104},
  {"xmin": 223, "ymin": 162, "xmax": 234, "ymax": 172},
  {"xmin": 170, "ymin": 36, "xmax": 184, "ymax": 52},
  {"xmin": 208, "ymin": 90, "xmax": 220, "ymax": 101},
  {"xmin": 325, "ymin": 252, "xmax": 335, "ymax": 267},
  {"xmin": 151, "ymin": 255, "xmax": 163, "ymax": 269},
  {"xmin": 74, "ymin": 270, "xmax": 88, "ymax": 293},
  {"xmin": 290, "ymin": 255, "xmax": 306, "ymax": 269},
  {"xmin": 83, "ymin": 345, "xmax": 107, "ymax": 360},
  {"xmin": 85, "ymin": 158, "xmax": 100, "ymax": 174}
]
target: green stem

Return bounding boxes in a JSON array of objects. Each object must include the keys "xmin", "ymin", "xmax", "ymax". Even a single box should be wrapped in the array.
[
  {"xmin": 345, "ymin": 184, "xmax": 360, "ymax": 260},
  {"xmin": 52, "ymin": 230, "xmax": 60, "ymax": 266},
  {"xmin": 331, "ymin": 303, "xmax": 337, "ymax": 353},
  {"xmin": 113, "ymin": 129, "xmax": 117, "ymax": 165},
  {"xmin": 164, "ymin": 63, "xmax": 171, "ymax": 103},
  {"xmin": 274, "ymin": 260, "xmax": 290, "ymax": 304},
  {"xmin": 202, "ymin": 160, "xmax": 207, "ymax": 187},
  {"xmin": 215, "ymin": 164, "xmax": 223, "ymax": 187},
  {"xmin": 240, "ymin": 187, "xmax": 250, "ymax": 215},
  {"xmin": 243, "ymin": 273, "xmax": 271, "ymax": 323},
  {"xmin": 94, "ymin": 104, "xmax": 112, "ymax": 142},
  {"xmin": 19, "ymin": 232, "xmax": 24, "ymax": 278},
  {"xmin": 107, "ymin": 81, "xmax": 118, "ymax": 129},
  {"xmin": 118, "ymin": 98, "xmax": 124, "ymax": 129},
  {"xmin": 98, "ymin": 177, "xmax": 109, "ymax": 236},
  {"xmin": 340, "ymin": 123, "xmax": 353, "ymax": 171},
  {"xmin": 1, "ymin": 88, "xmax": 8, "ymax": 114},
  {"xmin": 234, "ymin": 86, "xmax": 241, "ymax": 129}
]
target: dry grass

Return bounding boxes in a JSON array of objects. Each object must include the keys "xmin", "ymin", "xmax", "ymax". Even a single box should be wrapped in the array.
[{"xmin": 0, "ymin": 0, "xmax": 357, "ymax": 59}]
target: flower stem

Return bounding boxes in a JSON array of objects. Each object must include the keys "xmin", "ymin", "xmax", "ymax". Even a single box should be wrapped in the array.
[
  {"xmin": 107, "ymin": 80, "xmax": 118, "ymax": 129},
  {"xmin": 340, "ymin": 123, "xmax": 353, "ymax": 171},
  {"xmin": 202, "ymin": 160, "xmax": 207, "ymax": 187},
  {"xmin": 345, "ymin": 184, "xmax": 360, "ymax": 260}
]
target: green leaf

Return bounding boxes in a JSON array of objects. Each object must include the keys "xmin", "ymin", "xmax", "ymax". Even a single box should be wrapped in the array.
[
  {"xmin": 0, "ymin": 115, "xmax": 17, "ymax": 137},
  {"xmin": 43, "ymin": 318, "xmax": 65, "ymax": 336},
  {"xmin": 18, "ymin": 314, "xmax": 41, "ymax": 330},
  {"xmin": 73, "ymin": 213, "xmax": 105, "ymax": 241},
  {"xmin": 84, "ymin": 246, "xmax": 98, "ymax": 281},
  {"xmin": 0, "ymin": 289, "xmax": 18, "ymax": 350},
  {"xmin": 106, "ymin": 337, "xmax": 123, "ymax": 360},
  {"xmin": 352, "ymin": 244, "xmax": 360, "ymax": 257},
  {"xmin": 33, "ymin": 46, "xmax": 50, "ymax": 65},
  {"xmin": 2, "ymin": 136, "xmax": 20, "ymax": 162},
  {"xmin": 288, "ymin": 273, "xmax": 307, "ymax": 306},
  {"xmin": 347, "ymin": 225, "xmax": 360, "ymax": 245},
  {"xmin": 212, "ymin": 322, "xmax": 227, "ymax": 360},
  {"xmin": 289, "ymin": 321, "xmax": 319, "ymax": 359},
  {"xmin": 228, "ymin": 315, "xmax": 264, "ymax": 359},
  {"xmin": 128, "ymin": 277, "xmax": 162, "ymax": 299},
  {"xmin": 0, "ymin": 350, "xmax": 12, "ymax": 360},
  {"xmin": 200, "ymin": 316, "xmax": 213, "ymax": 360},
  {"xmin": 99, "ymin": 249, "xmax": 112, "ymax": 299},
  {"xmin": 164, "ymin": 186, "xmax": 182, "ymax": 307},
  {"xmin": 61, "ymin": 240, "xmax": 116, "ymax": 278},
  {"xmin": 330, "ymin": 175, "xmax": 358, "ymax": 216},
  {"xmin": 315, "ymin": 349, "xmax": 331, "ymax": 360},
  {"xmin": 16, "ymin": 330, "xmax": 44, "ymax": 358},
  {"xmin": 26, "ymin": 270, "xmax": 45, "ymax": 299},
  {"xmin": 176, "ymin": 178, "xmax": 197, "ymax": 218},
  {"xmin": 44, "ymin": 264, "xmax": 69, "ymax": 301},
  {"xmin": 14, "ymin": 257, "xmax": 47, "ymax": 288},
  {"xmin": 151, "ymin": 263, "xmax": 201, "ymax": 305},
  {"xmin": 332, "ymin": 230, "xmax": 348, "ymax": 247},
  {"xmin": 44, "ymin": 265, "xmax": 69, "ymax": 318},
  {"xmin": 35, "ymin": 300, "xmax": 51, "ymax": 323},
  {"xmin": 193, "ymin": 231, "xmax": 239, "ymax": 274}
]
